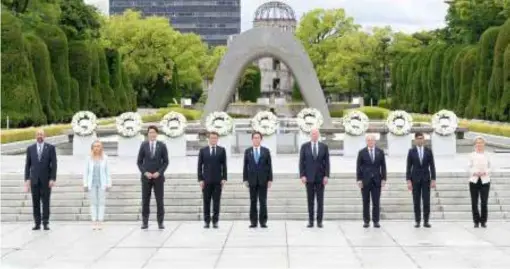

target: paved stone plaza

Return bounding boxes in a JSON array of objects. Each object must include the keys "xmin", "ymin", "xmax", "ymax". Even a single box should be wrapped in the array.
[{"xmin": 1, "ymin": 221, "xmax": 509, "ymax": 269}]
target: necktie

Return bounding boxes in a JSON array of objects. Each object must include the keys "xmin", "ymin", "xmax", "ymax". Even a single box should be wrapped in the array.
[
  {"xmin": 212, "ymin": 146, "xmax": 216, "ymax": 156},
  {"xmin": 370, "ymin": 148, "xmax": 375, "ymax": 163},
  {"xmin": 255, "ymin": 148, "xmax": 260, "ymax": 164},
  {"xmin": 37, "ymin": 144, "xmax": 42, "ymax": 161},
  {"xmin": 312, "ymin": 143, "xmax": 318, "ymax": 159},
  {"xmin": 150, "ymin": 142, "xmax": 155, "ymax": 157},
  {"xmin": 419, "ymin": 147, "xmax": 423, "ymax": 164}
]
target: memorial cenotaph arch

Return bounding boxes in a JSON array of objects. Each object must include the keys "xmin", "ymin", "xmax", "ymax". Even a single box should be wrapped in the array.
[{"xmin": 201, "ymin": 27, "xmax": 334, "ymax": 128}]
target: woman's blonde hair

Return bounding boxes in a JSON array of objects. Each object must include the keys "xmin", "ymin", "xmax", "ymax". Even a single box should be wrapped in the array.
[{"xmin": 90, "ymin": 140, "xmax": 104, "ymax": 159}]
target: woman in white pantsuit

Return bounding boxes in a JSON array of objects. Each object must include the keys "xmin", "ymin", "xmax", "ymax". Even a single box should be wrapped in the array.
[
  {"xmin": 467, "ymin": 136, "xmax": 491, "ymax": 228},
  {"xmin": 83, "ymin": 140, "xmax": 111, "ymax": 230}
]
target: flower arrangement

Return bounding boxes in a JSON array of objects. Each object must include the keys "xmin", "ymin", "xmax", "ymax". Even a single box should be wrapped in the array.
[
  {"xmin": 251, "ymin": 111, "xmax": 278, "ymax": 136},
  {"xmin": 205, "ymin": 111, "xmax": 234, "ymax": 136},
  {"xmin": 342, "ymin": 110, "xmax": 369, "ymax": 136},
  {"xmin": 71, "ymin": 111, "xmax": 97, "ymax": 136},
  {"xmin": 116, "ymin": 112, "xmax": 142, "ymax": 138},
  {"xmin": 296, "ymin": 108, "xmax": 324, "ymax": 133},
  {"xmin": 160, "ymin": 111, "xmax": 187, "ymax": 138},
  {"xmin": 386, "ymin": 110, "xmax": 413, "ymax": 136},
  {"xmin": 432, "ymin": 109, "xmax": 458, "ymax": 136}
]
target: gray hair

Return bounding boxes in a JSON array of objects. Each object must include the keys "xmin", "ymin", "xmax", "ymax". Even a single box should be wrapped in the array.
[{"xmin": 473, "ymin": 136, "xmax": 486, "ymax": 144}]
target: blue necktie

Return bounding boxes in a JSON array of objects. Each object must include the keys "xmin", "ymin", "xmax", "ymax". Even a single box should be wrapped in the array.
[{"xmin": 254, "ymin": 148, "xmax": 260, "ymax": 164}]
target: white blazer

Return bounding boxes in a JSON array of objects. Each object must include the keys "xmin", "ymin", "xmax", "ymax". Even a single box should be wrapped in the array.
[
  {"xmin": 467, "ymin": 152, "xmax": 491, "ymax": 184},
  {"xmin": 83, "ymin": 155, "xmax": 112, "ymax": 189}
]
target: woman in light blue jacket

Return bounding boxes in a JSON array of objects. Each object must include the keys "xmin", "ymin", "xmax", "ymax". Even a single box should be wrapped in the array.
[{"xmin": 83, "ymin": 140, "xmax": 112, "ymax": 230}]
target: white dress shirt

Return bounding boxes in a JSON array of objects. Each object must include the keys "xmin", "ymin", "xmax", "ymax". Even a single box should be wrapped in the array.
[{"xmin": 467, "ymin": 151, "xmax": 491, "ymax": 184}]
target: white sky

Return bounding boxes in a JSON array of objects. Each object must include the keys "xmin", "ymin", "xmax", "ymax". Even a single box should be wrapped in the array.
[{"xmin": 86, "ymin": 0, "xmax": 448, "ymax": 33}]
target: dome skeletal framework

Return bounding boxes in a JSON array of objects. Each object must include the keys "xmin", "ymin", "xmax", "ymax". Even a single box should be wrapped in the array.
[{"xmin": 253, "ymin": 1, "xmax": 296, "ymax": 21}]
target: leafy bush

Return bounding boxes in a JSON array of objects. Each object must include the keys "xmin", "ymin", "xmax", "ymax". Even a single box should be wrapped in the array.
[
  {"xmin": 378, "ymin": 99, "xmax": 391, "ymax": 109},
  {"xmin": 330, "ymin": 106, "xmax": 390, "ymax": 119}
]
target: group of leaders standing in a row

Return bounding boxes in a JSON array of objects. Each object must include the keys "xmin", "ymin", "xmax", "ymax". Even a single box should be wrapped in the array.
[{"xmin": 24, "ymin": 127, "xmax": 492, "ymax": 231}]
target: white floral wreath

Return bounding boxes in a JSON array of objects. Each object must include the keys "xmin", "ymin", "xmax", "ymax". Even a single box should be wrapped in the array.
[
  {"xmin": 386, "ymin": 110, "xmax": 413, "ymax": 136},
  {"xmin": 160, "ymin": 111, "xmax": 187, "ymax": 138},
  {"xmin": 296, "ymin": 108, "xmax": 324, "ymax": 133},
  {"xmin": 71, "ymin": 111, "xmax": 97, "ymax": 136},
  {"xmin": 432, "ymin": 109, "xmax": 458, "ymax": 136},
  {"xmin": 205, "ymin": 111, "xmax": 233, "ymax": 136},
  {"xmin": 251, "ymin": 111, "xmax": 278, "ymax": 136},
  {"xmin": 116, "ymin": 112, "xmax": 142, "ymax": 138},
  {"xmin": 342, "ymin": 110, "xmax": 369, "ymax": 136}
]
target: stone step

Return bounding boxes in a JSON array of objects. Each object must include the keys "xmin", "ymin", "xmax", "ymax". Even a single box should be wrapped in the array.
[{"xmin": 1, "ymin": 211, "xmax": 506, "ymax": 222}]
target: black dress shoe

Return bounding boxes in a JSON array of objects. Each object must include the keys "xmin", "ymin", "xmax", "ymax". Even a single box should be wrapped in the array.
[
  {"xmin": 474, "ymin": 223, "xmax": 479, "ymax": 228},
  {"xmin": 43, "ymin": 224, "xmax": 50, "ymax": 231},
  {"xmin": 32, "ymin": 225, "xmax": 41, "ymax": 231},
  {"xmin": 307, "ymin": 223, "xmax": 314, "ymax": 228},
  {"xmin": 204, "ymin": 223, "xmax": 210, "ymax": 229},
  {"xmin": 481, "ymin": 223, "xmax": 487, "ymax": 228},
  {"xmin": 141, "ymin": 224, "xmax": 148, "ymax": 230},
  {"xmin": 158, "ymin": 223, "xmax": 165, "ymax": 230},
  {"xmin": 317, "ymin": 223, "xmax": 323, "ymax": 228},
  {"xmin": 363, "ymin": 223, "xmax": 369, "ymax": 228},
  {"xmin": 423, "ymin": 222, "xmax": 431, "ymax": 228},
  {"xmin": 373, "ymin": 223, "xmax": 381, "ymax": 228},
  {"xmin": 249, "ymin": 224, "xmax": 257, "ymax": 228},
  {"xmin": 213, "ymin": 223, "xmax": 218, "ymax": 229},
  {"xmin": 260, "ymin": 224, "xmax": 268, "ymax": 228},
  {"xmin": 414, "ymin": 222, "xmax": 421, "ymax": 228}
]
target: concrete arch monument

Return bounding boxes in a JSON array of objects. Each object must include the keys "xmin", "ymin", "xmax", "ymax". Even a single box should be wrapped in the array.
[{"xmin": 201, "ymin": 27, "xmax": 333, "ymax": 128}]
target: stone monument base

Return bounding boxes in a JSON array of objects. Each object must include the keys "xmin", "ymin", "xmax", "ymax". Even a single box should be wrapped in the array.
[
  {"xmin": 262, "ymin": 134, "xmax": 277, "ymax": 155},
  {"xmin": 431, "ymin": 133, "xmax": 456, "ymax": 156},
  {"xmin": 73, "ymin": 134, "xmax": 97, "ymax": 157},
  {"xmin": 117, "ymin": 135, "xmax": 144, "ymax": 157},
  {"xmin": 218, "ymin": 134, "xmax": 233, "ymax": 157},
  {"xmin": 297, "ymin": 131, "xmax": 309, "ymax": 148},
  {"xmin": 343, "ymin": 134, "xmax": 366, "ymax": 157},
  {"xmin": 387, "ymin": 133, "xmax": 412, "ymax": 157},
  {"xmin": 165, "ymin": 135, "xmax": 187, "ymax": 157}
]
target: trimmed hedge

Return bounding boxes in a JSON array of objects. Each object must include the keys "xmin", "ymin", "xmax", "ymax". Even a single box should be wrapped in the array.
[
  {"xmin": 68, "ymin": 41, "xmax": 92, "ymax": 110},
  {"xmin": 330, "ymin": 106, "xmax": 389, "ymax": 119},
  {"xmin": 106, "ymin": 48, "xmax": 129, "ymax": 112}
]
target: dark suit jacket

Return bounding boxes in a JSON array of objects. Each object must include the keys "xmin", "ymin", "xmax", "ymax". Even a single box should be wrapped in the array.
[
  {"xmin": 137, "ymin": 140, "xmax": 169, "ymax": 180},
  {"xmin": 243, "ymin": 146, "xmax": 273, "ymax": 186},
  {"xmin": 356, "ymin": 147, "xmax": 387, "ymax": 187},
  {"xmin": 299, "ymin": 141, "xmax": 330, "ymax": 183},
  {"xmin": 406, "ymin": 146, "xmax": 436, "ymax": 182},
  {"xmin": 24, "ymin": 143, "xmax": 57, "ymax": 184},
  {"xmin": 197, "ymin": 145, "xmax": 227, "ymax": 184}
]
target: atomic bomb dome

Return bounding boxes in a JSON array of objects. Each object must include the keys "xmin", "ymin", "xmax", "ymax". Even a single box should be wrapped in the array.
[{"xmin": 254, "ymin": 1, "xmax": 296, "ymax": 21}]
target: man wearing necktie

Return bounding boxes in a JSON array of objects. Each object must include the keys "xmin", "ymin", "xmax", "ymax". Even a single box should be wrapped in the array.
[
  {"xmin": 198, "ymin": 131, "xmax": 228, "ymax": 229},
  {"xmin": 243, "ymin": 132, "xmax": 273, "ymax": 228},
  {"xmin": 137, "ymin": 125, "xmax": 169, "ymax": 230},
  {"xmin": 24, "ymin": 129, "xmax": 57, "ymax": 231},
  {"xmin": 299, "ymin": 128, "xmax": 330, "ymax": 228},
  {"xmin": 356, "ymin": 134, "xmax": 387, "ymax": 228},
  {"xmin": 406, "ymin": 132, "xmax": 436, "ymax": 228}
]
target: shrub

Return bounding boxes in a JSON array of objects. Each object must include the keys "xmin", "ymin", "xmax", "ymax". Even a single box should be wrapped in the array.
[
  {"xmin": 68, "ymin": 41, "xmax": 92, "ymax": 110},
  {"xmin": 378, "ymin": 99, "xmax": 391, "ymax": 109},
  {"xmin": 330, "ymin": 106, "xmax": 390, "ymax": 119}
]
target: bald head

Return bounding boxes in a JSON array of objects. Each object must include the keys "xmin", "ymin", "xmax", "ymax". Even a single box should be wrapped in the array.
[
  {"xmin": 35, "ymin": 129, "xmax": 45, "ymax": 143},
  {"xmin": 366, "ymin": 134, "xmax": 376, "ymax": 148},
  {"xmin": 310, "ymin": 128, "xmax": 320, "ymax": 142}
]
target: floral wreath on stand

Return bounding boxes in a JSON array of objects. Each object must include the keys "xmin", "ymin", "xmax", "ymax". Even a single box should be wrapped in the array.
[
  {"xmin": 116, "ymin": 112, "xmax": 142, "ymax": 138},
  {"xmin": 160, "ymin": 111, "xmax": 187, "ymax": 138},
  {"xmin": 71, "ymin": 111, "xmax": 97, "ymax": 136},
  {"xmin": 386, "ymin": 110, "xmax": 413, "ymax": 136},
  {"xmin": 251, "ymin": 111, "xmax": 278, "ymax": 136},
  {"xmin": 205, "ymin": 111, "xmax": 233, "ymax": 136},
  {"xmin": 432, "ymin": 109, "xmax": 458, "ymax": 136},
  {"xmin": 342, "ymin": 110, "xmax": 369, "ymax": 136},
  {"xmin": 296, "ymin": 108, "xmax": 324, "ymax": 133}
]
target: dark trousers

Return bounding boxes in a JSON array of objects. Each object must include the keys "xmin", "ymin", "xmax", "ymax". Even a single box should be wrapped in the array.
[
  {"xmin": 469, "ymin": 178, "xmax": 490, "ymax": 224},
  {"xmin": 203, "ymin": 183, "xmax": 222, "ymax": 224},
  {"xmin": 361, "ymin": 181, "xmax": 381, "ymax": 224},
  {"xmin": 141, "ymin": 179, "xmax": 165, "ymax": 224},
  {"xmin": 412, "ymin": 180, "xmax": 431, "ymax": 223},
  {"xmin": 31, "ymin": 180, "xmax": 51, "ymax": 225},
  {"xmin": 306, "ymin": 182, "xmax": 324, "ymax": 223},
  {"xmin": 249, "ymin": 184, "xmax": 268, "ymax": 225}
]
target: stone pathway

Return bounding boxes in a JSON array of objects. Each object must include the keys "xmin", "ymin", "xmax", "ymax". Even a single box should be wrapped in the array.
[{"xmin": 1, "ymin": 221, "xmax": 509, "ymax": 268}]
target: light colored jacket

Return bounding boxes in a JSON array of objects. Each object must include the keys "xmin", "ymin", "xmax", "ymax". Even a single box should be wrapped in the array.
[
  {"xmin": 467, "ymin": 152, "xmax": 491, "ymax": 184},
  {"xmin": 83, "ymin": 155, "xmax": 111, "ymax": 189}
]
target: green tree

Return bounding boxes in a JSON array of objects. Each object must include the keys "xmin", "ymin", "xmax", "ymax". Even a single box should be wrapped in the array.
[
  {"xmin": 106, "ymin": 48, "xmax": 129, "ymax": 112},
  {"xmin": 458, "ymin": 46, "xmax": 478, "ymax": 116},
  {"xmin": 59, "ymin": 0, "xmax": 101, "ymax": 40},
  {"xmin": 488, "ymin": 19, "xmax": 510, "ymax": 120},
  {"xmin": 238, "ymin": 66, "xmax": 261, "ymax": 102},
  {"xmin": 427, "ymin": 44, "xmax": 448, "ymax": 113},
  {"xmin": 68, "ymin": 41, "xmax": 92, "ymax": 110},
  {"xmin": 500, "ymin": 44, "xmax": 510, "ymax": 120},
  {"xmin": 476, "ymin": 26, "xmax": 500, "ymax": 117},
  {"xmin": 89, "ymin": 42, "xmax": 107, "ymax": 116}
]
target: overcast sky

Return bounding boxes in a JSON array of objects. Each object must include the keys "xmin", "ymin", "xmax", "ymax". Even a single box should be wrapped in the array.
[{"xmin": 86, "ymin": 0, "xmax": 448, "ymax": 33}]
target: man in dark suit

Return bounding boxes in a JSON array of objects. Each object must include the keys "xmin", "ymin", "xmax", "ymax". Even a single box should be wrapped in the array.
[
  {"xmin": 406, "ymin": 132, "xmax": 436, "ymax": 228},
  {"xmin": 197, "ymin": 131, "xmax": 227, "ymax": 229},
  {"xmin": 243, "ymin": 131, "xmax": 273, "ymax": 228},
  {"xmin": 137, "ymin": 125, "xmax": 169, "ymax": 230},
  {"xmin": 299, "ymin": 128, "xmax": 330, "ymax": 228},
  {"xmin": 24, "ymin": 129, "xmax": 58, "ymax": 231},
  {"xmin": 356, "ymin": 134, "xmax": 387, "ymax": 228}
]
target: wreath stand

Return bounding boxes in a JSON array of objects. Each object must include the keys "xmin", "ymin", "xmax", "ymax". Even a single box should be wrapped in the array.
[
  {"xmin": 217, "ymin": 134, "xmax": 233, "ymax": 157},
  {"xmin": 73, "ymin": 133, "xmax": 97, "ymax": 157},
  {"xmin": 261, "ymin": 133, "xmax": 277, "ymax": 155},
  {"xmin": 431, "ymin": 132, "xmax": 456, "ymax": 156},
  {"xmin": 297, "ymin": 131, "xmax": 310, "ymax": 149},
  {"xmin": 118, "ymin": 135, "xmax": 144, "ymax": 157},
  {"xmin": 387, "ymin": 133, "xmax": 412, "ymax": 157},
  {"xmin": 164, "ymin": 135, "xmax": 187, "ymax": 157},
  {"xmin": 343, "ymin": 134, "xmax": 366, "ymax": 157}
]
